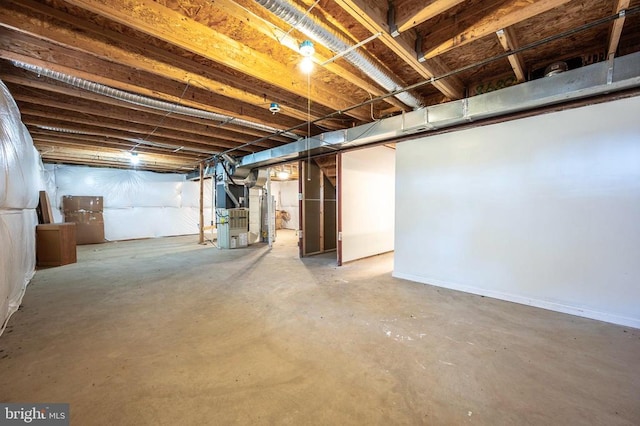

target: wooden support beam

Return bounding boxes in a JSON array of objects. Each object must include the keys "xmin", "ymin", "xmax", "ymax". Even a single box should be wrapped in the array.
[
  {"xmin": 0, "ymin": 69, "xmax": 293, "ymax": 143},
  {"xmin": 210, "ymin": 0, "xmax": 408, "ymax": 112},
  {"xmin": 496, "ymin": 27, "xmax": 526, "ymax": 82},
  {"xmin": 30, "ymin": 132, "xmax": 208, "ymax": 160},
  {"xmin": 24, "ymin": 115, "xmax": 234, "ymax": 153},
  {"xmin": 608, "ymin": 0, "xmax": 631, "ymax": 58},
  {"xmin": 333, "ymin": 0, "xmax": 464, "ymax": 100},
  {"xmin": 0, "ymin": 0, "xmax": 338, "ymax": 126},
  {"xmin": 19, "ymin": 104, "xmax": 257, "ymax": 153},
  {"xmin": 423, "ymin": 0, "xmax": 571, "ymax": 59},
  {"xmin": 59, "ymin": 0, "xmax": 372, "ymax": 121},
  {"xmin": 0, "ymin": 32, "xmax": 308, "ymax": 133},
  {"xmin": 35, "ymin": 144, "xmax": 198, "ymax": 172},
  {"xmin": 12, "ymin": 91, "xmax": 280, "ymax": 149},
  {"xmin": 395, "ymin": 0, "xmax": 466, "ymax": 34}
]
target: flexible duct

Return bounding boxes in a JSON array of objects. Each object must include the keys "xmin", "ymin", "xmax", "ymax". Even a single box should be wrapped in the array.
[
  {"xmin": 33, "ymin": 125, "xmax": 217, "ymax": 155},
  {"xmin": 255, "ymin": 0, "xmax": 422, "ymax": 109},
  {"xmin": 11, "ymin": 60, "xmax": 299, "ymax": 140}
]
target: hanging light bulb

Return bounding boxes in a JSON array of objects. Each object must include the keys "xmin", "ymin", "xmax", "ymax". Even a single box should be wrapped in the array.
[
  {"xmin": 300, "ymin": 56, "xmax": 314, "ymax": 74},
  {"xmin": 277, "ymin": 170, "xmax": 290, "ymax": 180},
  {"xmin": 299, "ymin": 40, "xmax": 315, "ymax": 57},
  {"xmin": 130, "ymin": 151, "xmax": 140, "ymax": 165}
]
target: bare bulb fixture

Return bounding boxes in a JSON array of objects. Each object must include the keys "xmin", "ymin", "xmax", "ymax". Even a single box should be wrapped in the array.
[
  {"xmin": 299, "ymin": 40, "xmax": 315, "ymax": 57},
  {"xmin": 130, "ymin": 151, "xmax": 140, "ymax": 165},
  {"xmin": 277, "ymin": 171, "xmax": 290, "ymax": 180},
  {"xmin": 300, "ymin": 56, "xmax": 314, "ymax": 74}
]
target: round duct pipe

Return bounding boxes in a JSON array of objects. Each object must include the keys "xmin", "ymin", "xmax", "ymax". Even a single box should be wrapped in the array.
[
  {"xmin": 544, "ymin": 61, "xmax": 568, "ymax": 77},
  {"xmin": 255, "ymin": 0, "xmax": 422, "ymax": 109},
  {"xmin": 11, "ymin": 60, "xmax": 300, "ymax": 140}
]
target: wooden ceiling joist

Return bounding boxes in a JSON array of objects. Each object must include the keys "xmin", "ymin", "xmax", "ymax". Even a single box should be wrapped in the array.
[
  {"xmin": 0, "ymin": 70, "xmax": 294, "ymax": 144},
  {"xmin": 423, "ymin": 0, "xmax": 572, "ymax": 60},
  {"xmin": 17, "ymin": 97, "xmax": 275, "ymax": 149},
  {"xmin": 209, "ymin": 0, "xmax": 409, "ymax": 113},
  {"xmin": 13, "ymin": 93, "xmax": 279, "ymax": 150},
  {"xmin": 0, "ymin": 38, "xmax": 307, "ymax": 136},
  {"xmin": 496, "ymin": 27, "xmax": 527, "ymax": 82},
  {"xmin": 21, "ymin": 111, "xmax": 247, "ymax": 155},
  {"xmin": 332, "ymin": 0, "xmax": 464, "ymax": 100},
  {"xmin": 30, "ymin": 134, "xmax": 209, "ymax": 160},
  {"xmin": 0, "ymin": 0, "xmax": 637, "ymax": 173},
  {"xmin": 0, "ymin": 0, "xmax": 342, "ymax": 127},
  {"xmin": 36, "ymin": 145, "xmax": 198, "ymax": 171},
  {"xmin": 393, "ymin": 0, "xmax": 466, "ymax": 35},
  {"xmin": 59, "ymin": 0, "xmax": 372, "ymax": 122},
  {"xmin": 608, "ymin": 0, "xmax": 631, "ymax": 58}
]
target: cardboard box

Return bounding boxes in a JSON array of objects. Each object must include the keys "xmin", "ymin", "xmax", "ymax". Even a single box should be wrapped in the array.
[
  {"xmin": 62, "ymin": 195, "xmax": 104, "ymax": 213},
  {"xmin": 36, "ymin": 223, "xmax": 77, "ymax": 267},
  {"xmin": 36, "ymin": 191, "xmax": 54, "ymax": 224},
  {"xmin": 64, "ymin": 211, "xmax": 105, "ymax": 244},
  {"xmin": 64, "ymin": 211, "xmax": 104, "ymax": 224}
]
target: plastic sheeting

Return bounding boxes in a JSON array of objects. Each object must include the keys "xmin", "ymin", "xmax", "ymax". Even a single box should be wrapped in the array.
[
  {"xmin": 0, "ymin": 79, "xmax": 42, "ymax": 335},
  {"xmin": 44, "ymin": 164, "xmax": 214, "ymax": 241},
  {"xmin": 103, "ymin": 207, "xmax": 213, "ymax": 241},
  {"xmin": 0, "ymin": 210, "xmax": 37, "ymax": 333}
]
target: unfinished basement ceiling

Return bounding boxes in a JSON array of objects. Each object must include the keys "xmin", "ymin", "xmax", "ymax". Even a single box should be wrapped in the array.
[{"xmin": 1, "ymin": 0, "xmax": 639, "ymax": 173}]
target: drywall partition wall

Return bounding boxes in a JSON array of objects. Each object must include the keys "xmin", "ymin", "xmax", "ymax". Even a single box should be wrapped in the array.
[
  {"xmin": 44, "ymin": 164, "xmax": 213, "ymax": 241},
  {"xmin": 394, "ymin": 95, "xmax": 640, "ymax": 328},
  {"xmin": 341, "ymin": 146, "xmax": 395, "ymax": 263},
  {"xmin": 0, "ymin": 80, "xmax": 41, "ymax": 335},
  {"xmin": 271, "ymin": 180, "xmax": 299, "ymax": 230}
]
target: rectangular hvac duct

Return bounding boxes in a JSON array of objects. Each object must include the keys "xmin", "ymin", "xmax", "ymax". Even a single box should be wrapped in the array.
[{"xmin": 238, "ymin": 51, "xmax": 640, "ymax": 171}]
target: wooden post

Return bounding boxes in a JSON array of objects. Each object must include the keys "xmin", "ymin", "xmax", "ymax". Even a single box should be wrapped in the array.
[{"xmin": 199, "ymin": 162, "xmax": 205, "ymax": 244}]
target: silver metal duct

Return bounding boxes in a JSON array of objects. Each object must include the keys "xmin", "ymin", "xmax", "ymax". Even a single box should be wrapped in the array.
[
  {"xmin": 238, "ymin": 51, "xmax": 640, "ymax": 169},
  {"xmin": 11, "ymin": 60, "xmax": 300, "ymax": 140},
  {"xmin": 33, "ymin": 125, "xmax": 215, "ymax": 154},
  {"xmin": 255, "ymin": 0, "xmax": 422, "ymax": 109}
]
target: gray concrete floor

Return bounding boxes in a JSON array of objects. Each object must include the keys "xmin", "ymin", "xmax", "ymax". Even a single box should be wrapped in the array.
[{"xmin": 1, "ymin": 230, "xmax": 639, "ymax": 425}]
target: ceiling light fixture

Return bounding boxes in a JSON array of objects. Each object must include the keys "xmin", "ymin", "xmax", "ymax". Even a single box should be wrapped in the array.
[
  {"xmin": 299, "ymin": 40, "xmax": 315, "ymax": 57},
  {"xmin": 269, "ymin": 102, "xmax": 281, "ymax": 114},
  {"xmin": 300, "ymin": 57, "xmax": 314, "ymax": 74},
  {"xmin": 277, "ymin": 170, "xmax": 290, "ymax": 180},
  {"xmin": 299, "ymin": 40, "xmax": 315, "ymax": 74},
  {"xmin": 130, "ymin": 151, "xmax": 140, "ymax": 165}
]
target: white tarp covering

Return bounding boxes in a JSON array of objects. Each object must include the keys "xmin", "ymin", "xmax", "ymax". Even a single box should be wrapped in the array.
[
  {"xmin": 0, "ymin": 79, "xmax": 42, "ymax": 335},
  {"xmin": 44, "ymin": 164, "xmax": 213, "ymax": 241}
]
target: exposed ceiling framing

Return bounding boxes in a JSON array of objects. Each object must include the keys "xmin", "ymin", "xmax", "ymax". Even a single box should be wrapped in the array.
[{"xmin": 1, "ymin": 0, "xmax": 639, "ymax": 173}]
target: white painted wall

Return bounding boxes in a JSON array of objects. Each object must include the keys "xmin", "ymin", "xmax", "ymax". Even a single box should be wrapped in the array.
[
  {"xmin": 394, "ymin": 96, "xmax": 640, "ymax": 328},
  {"xmin": 341, "ymin": 146, "xmax": 395, "ymax": 263},
  {"xmin": 271, "ymin": 180, "xmax": 299, "ymax": 230}
]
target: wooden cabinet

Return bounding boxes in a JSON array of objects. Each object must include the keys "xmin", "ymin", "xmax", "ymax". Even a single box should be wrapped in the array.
[{"xmin": 36, "ymin": 223, "xmax": 77, "ymax": 267}]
